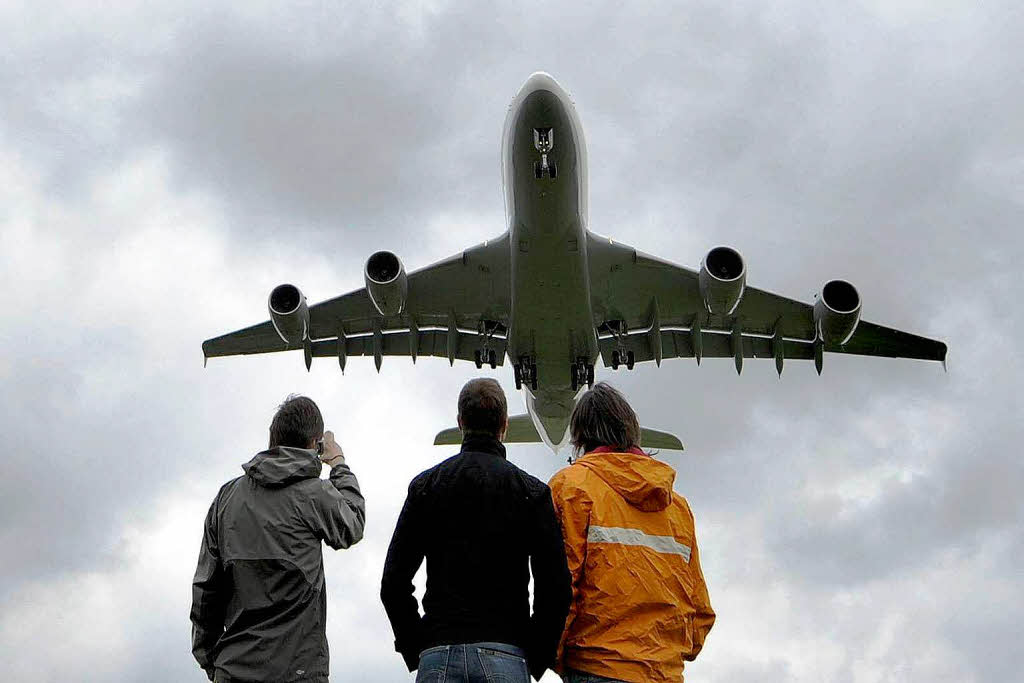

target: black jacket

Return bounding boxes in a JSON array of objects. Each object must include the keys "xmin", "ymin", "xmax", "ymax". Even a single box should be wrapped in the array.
[
  {"xmin": 191, "ymin": 447, "xmax": 365, "ymax": 682},
  {"xmin": 380, "ymin": 435, "xmax": 572, "ymax": 680}
]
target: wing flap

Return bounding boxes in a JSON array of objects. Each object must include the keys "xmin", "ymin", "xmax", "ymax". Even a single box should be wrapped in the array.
[
  {"xmin": 597, "ymin": 329, "xmax": 815, "ymax": 367},
  {"xmin": 309, "ymin": 328, "xmax": 507, "ymax": 366}
]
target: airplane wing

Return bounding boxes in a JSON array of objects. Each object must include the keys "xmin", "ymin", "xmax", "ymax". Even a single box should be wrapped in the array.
[
  {"xmin": 586, "ymin": 232, "xmax": 946, "ymax": 374},
  {"xmin": 202, "ymin": 233, "xmax": 512, "ymax": 370}
]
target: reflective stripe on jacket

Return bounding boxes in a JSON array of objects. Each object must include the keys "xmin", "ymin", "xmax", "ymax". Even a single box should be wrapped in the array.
[{"xmin": 549, "ymin": 449, "xmax": 715, "ymax": 683}]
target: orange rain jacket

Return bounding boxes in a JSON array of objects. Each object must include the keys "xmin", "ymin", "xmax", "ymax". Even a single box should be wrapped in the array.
[{"xmin": 548, "ymin": 448, "xmax": 715, "ymax": 683}]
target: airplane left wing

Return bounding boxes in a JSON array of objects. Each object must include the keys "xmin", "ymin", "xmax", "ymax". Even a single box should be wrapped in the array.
[
  {"xmin": 586, "ymin": 232, "xmax": 946, "ymax": 374},
  {"xmin": 203, "ymin": 233, "xmax": 512, "ymax": 370}
]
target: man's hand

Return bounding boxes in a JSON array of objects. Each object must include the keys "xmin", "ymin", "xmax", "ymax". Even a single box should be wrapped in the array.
[{"xmin": 320, "ymin": 430, "xmax": 345, "ymax": 467}]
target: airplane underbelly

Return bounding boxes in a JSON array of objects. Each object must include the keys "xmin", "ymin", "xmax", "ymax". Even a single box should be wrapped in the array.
[{"xmin": 509, "ymin": 222, "xmax": 596, "ymax": 387}]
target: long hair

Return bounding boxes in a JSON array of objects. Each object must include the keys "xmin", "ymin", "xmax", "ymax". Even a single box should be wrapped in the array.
[{"xmin": 569, "ymin": 382, "xmax": 641, "ymax": 456}]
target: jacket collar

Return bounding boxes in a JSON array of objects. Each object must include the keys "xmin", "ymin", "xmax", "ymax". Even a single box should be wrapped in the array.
[
  {"xmin": 588, "ymin": 445, "xmax": 647, "ymax": 457},
  {"xmin": 460, "ymin": 433, "xmax": 507, "ymax": 458}
]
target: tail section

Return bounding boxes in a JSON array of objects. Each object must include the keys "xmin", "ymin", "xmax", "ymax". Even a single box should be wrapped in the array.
[
  {"xmin": 434, "ymin": 415, "xmax": 684, "ymax": 451},
  {"xmin": 434, "ymin": 414, "xmax": 541, "ymax": 445},
  {"xmin": 639, "ymin": 428, "xmax": 684, "ymax": 451}
]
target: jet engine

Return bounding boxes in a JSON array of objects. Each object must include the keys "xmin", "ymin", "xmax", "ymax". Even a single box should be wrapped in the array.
[
  {"xmin": 365, "ymin": 250, "xmax": 408, "ymax": 316},
  {"xmin": 699, "ymin": 246, "xmax": 746, "ymax": 314},
  {"xmin": 814, "ymin": 279, "xmax": 862, "ymax": 345},
  {"xmin": 268, "ymin": 283, "xmax": 309, "ymax": 345}
]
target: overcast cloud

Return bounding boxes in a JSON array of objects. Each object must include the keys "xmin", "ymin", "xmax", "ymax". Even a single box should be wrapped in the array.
[{"xmin": 1, "ymin": 1, "xmax": 1021, "ymax": 681}]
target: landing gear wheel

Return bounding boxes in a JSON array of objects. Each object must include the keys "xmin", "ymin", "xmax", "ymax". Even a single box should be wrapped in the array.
[
  {"xmin": 488, "ymin": 350, "xmax": 497, "ymax": 369},
  {"xmin": 474, "ymin": 349, "xmax": 483, "ymax": 369},
  {"xmin": 586, "ymin": 364, "xmax": 595, "ymax": 388},
  {"xmin": 626, "ymin": 350, "xmax": 635, "ymax": 370},
  {"xmin": 549, "ymin": 160, "xmax": 557, "ymax": 179},
  {"xmin": 531, "ymin": 364, "xmax": 538, "ymax": 391},
  {"xmin": 514, "ymin": 364, "xmax": 523, "ymax": 390},
  {"xmin": 534, "ymin": 160, "xmax": 543, "ymax": 179},
  {"xmin": 611, "ymin": 350, "xmax": 620, "ymax": 370}
]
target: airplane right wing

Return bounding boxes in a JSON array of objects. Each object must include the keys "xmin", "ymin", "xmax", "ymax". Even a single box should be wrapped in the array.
[
  {"xmin": 586, "ymin": 231, "xmax": 946, "ymax": 374},
  {"xmin": 203, "ymin": 233, "xmax": 512, "ymax": 370}
]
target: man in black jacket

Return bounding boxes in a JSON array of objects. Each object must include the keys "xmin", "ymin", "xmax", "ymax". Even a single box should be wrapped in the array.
[
  {"xmin": 381, "ymin": 378, "xmax": 572, "ymax": 682},
  {"xmin": 191, "ymin": 395, "xmax": 365, "ymax": 683}
]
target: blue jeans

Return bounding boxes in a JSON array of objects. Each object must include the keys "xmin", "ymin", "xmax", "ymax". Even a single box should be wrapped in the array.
[
  {"xmin": 416, "ymin": 642, "xmax": 529, "ymax": 682},
  {"xmin": 561, "ymin": 669, "xmax": 626, "ymax": 683}
]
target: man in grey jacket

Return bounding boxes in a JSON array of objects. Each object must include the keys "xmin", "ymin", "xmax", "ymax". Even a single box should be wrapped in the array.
[{"xmin": 191, "ymin": 395, "xmax": 365, "ymax": 683}]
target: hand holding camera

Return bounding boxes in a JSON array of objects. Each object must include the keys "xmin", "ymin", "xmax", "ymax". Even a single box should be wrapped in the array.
[{"xmin": 318, "ymin": 430, "xmax": 345, "ymax": 467}]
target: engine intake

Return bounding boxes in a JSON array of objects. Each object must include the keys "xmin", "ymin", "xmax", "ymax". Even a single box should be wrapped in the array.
[
  {"xmin": 268, "ymin": 283, "xmax": 309, "ymax": 345},
  {"xmin": 814, "ymin": 279, "xmax": 861, "ymax": 345},
  {"xmin": 365, "ymin": 250, "xmax": 408, "ymax": 316},
  {"xmin": 699, "ymin": 246, "xmax": 746, "ymax": 314}
]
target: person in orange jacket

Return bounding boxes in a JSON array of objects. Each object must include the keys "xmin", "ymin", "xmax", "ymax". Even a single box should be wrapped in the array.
[{"xmin": 549, "ymin": 382, "xmax": 715, "ymax": 683}]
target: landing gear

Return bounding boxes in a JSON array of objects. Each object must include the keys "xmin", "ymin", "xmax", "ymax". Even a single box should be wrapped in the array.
[
  {"xmin": 571, "ymin": 358, "xmax": 595, "ymax": 391},
  {"xmin": 474, "ymin": 349, "xmax": 499, "ymax": 370},
  {"xmin": 610, "ymin": 349, "xmax": 635, "ymax": 370},
  {"xmin": 534, "ymin": 159, "xmax": 557, "ymax": 179},
  {"xmin": 515, "ymin": 360, "xmax": 538, "ymax": 391}
]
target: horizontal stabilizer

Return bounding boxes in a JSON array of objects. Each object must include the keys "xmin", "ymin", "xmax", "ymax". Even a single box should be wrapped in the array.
[
  {"xmin": 640, "ymin": 427, "xmax": 684, "ymax": 451},
  {"xmin": 434, "ymin": 414, "xmax": 541, "ymax": 446},
  {"xmin": 434, "ymin": 416, "xmax": 684, "ymax": 452}
]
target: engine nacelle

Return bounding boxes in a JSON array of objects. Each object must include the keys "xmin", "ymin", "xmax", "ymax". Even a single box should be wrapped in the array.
[
  {"xmin": 365, "ymin": 250, "xmax": 408, "ymax": 316},
  {"xmin": 268, "ymin": 283, "xmax": 309, "ymax": 345},
  {"xmin": 699, "ymin": 246, "xmax": 746, "ymax": 315},
  {"xmin": 814, "ymin": 279, "xmax": 862, "ymax": 345}
]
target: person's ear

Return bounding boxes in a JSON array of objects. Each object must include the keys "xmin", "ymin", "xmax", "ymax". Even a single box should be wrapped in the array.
[
  {"xmin": 457, "ymin": 415, "xmax": 463, "ymax": 432},
  {"xmin": 499, "ymin": 417, "xmax": 509, "ymax": 441}
]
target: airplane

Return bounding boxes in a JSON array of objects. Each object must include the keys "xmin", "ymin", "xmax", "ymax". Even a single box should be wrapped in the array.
[{"xmin": 202, "ymin": 72, "xmax": 947, "ymax": 453}]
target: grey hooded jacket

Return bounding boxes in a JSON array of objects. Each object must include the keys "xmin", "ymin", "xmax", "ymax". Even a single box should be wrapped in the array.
[{"xmin": 191, "ymin": 447, "xmax": 365, "ymax": 682}]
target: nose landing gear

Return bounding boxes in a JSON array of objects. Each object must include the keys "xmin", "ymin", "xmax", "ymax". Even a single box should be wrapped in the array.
[{"xmin": 533, "ymin": 127, "xmax": 557, "ymax": 179}]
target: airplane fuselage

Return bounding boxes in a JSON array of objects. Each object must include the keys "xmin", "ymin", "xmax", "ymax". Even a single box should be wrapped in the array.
[{"xmin": 502, "ymin": 73, "xmax": 597, "ymax": 449}]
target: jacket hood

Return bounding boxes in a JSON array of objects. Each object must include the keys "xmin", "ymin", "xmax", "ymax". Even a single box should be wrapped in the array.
[
  {"xmin": 242, "ymin": 446, "xmax": 321, "ymax": 488},
  {"xmin": 577, "ymin": 451, "xmax": 676, "ymax": 511}
]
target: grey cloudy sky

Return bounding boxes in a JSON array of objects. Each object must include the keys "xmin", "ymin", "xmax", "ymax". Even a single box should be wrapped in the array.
[{"xmin": 1, "ymin": 1, "xmax": 1021, "ymax": 681}]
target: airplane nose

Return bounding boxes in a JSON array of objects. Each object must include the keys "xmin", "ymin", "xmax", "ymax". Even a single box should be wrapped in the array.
[{"xmin": 518, "ymin": 71, "xmax": 569, "ymax": 99}]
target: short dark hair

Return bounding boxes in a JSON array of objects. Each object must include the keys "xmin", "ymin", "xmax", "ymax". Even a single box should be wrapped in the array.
[
  {"xmin": 269, "ymin": 395, "xmax": 324, "ymax": 449},
  {"xmin": 458, "ymin": 378, "xmax": 508, "ymax": 438},
  {"xmin": 569, "ymin": 382, "xmax": 641, "ymax": 455}
]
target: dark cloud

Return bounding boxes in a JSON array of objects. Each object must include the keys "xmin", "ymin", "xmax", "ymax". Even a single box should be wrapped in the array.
[{"xmin": 1, "ymin": 1, "xmax": 1022, "ymax": 681}]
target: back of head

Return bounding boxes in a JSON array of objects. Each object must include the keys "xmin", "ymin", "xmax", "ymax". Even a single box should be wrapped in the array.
[
  {"xmin": 458, "ymin": 378, "xmax": 508, "ymax": 439},
  {"xmin": 269, "ymin": 395, "xmax": 324, "ymax": 449},
  {"xmin": 570, "ymin": 382, "xmax": 641, "ymax": 455}
]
